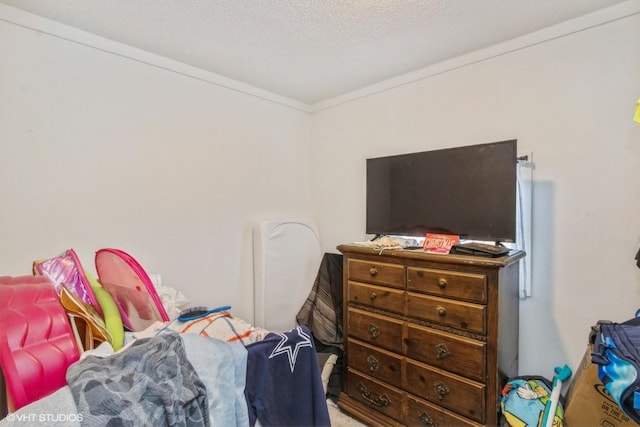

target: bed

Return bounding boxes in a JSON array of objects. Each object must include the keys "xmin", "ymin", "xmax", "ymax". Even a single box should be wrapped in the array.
[
  {"xmin": 0, "ymin": 298, "xmax": 331, "ymax": 427},
  {"xmin": 0, "ymin": 219, "xmax": 343, "ymax": 426}
]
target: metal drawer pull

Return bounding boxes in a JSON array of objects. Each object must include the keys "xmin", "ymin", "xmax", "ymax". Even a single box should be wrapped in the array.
[
  {"xmin": 435, "ymin": 343, "xmax": 450, "ymax": 359},
  {"xmin": 438, "ymin": 278, "xmax": 447, "ymax": 289},
  {"xmin": 369, "ymin": 267, "xmax": 378, "ymax": 276},
  {"xmin": 356, "ymin": 381, "xmax": 391, "ymax": 407},
  {"xmin": 370, "ymin": 292, "xmax": 377, "ymax": 300},
  {"xmin": 366, "ymin": 354, "xmax": 379, "ymax": 372},
  {"xmin": 437, "ymin": 306, "xmax": 446, "ymax": 317},
  {"xmin": 418, "ymin": 411, "xmax": 438, "ymax": 427},
  {"xmin": 368, "ymin": 323, "xmax": 380, "ymax": 339},
  {"xmin": 433, "ymin": 381, "xmax": 450, "ymax": 400}
]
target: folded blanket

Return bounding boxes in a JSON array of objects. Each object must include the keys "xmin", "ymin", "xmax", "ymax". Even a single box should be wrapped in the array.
[{"xmin": 66, "ymin": 332, "xmax": 209, "ymax": 426}]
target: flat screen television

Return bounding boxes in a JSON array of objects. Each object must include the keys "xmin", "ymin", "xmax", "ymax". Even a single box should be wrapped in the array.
[{"xmin": 366, "ymin": 139, "xmax": 517, "ymax": 243}]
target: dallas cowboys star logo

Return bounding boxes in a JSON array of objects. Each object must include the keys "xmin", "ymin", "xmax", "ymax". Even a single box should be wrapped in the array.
[{"xmin": 268, "ymin": 326, "xmax": 313, "ymax": 373}]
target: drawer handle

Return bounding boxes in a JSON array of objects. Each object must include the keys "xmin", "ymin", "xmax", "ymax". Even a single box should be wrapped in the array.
[
  {"xmin": 369, "ymin": 292, "xmax": 377, "ymax": 301},
  {"xmin": 437, "ymin": 306, "xmax": 446, "ymax": 317},
  {"xmin": 435, "ymin": 343, "xmax": 450, "ymax": 359},
  {"xmin": 366, "ymin": 354, "xmax": 379, "ymax": 372},
  {"xmin": 356, "ymin": 381, "xmax": 391, "ymax": 407},
  {"xmin": 418, "ymin": 411, "xmax": 438, "ymax": 427},
  {"xmin": 368, "ymin": 323, "xmax": 380, "ymax": 339},
  {"xmin": 417, "ymin": 270, "xmax": 424, "ymax": 278},
  {"xmin": 438, "ymin": 278, "xmax": 447, "ymax": 289},
  {"xmin": 369, "ymin": 267, "xmax": 378, "ymax": 276},
  {"xmin": 433, "ymin": 381, "xmax": 450, "ymax": 400}
]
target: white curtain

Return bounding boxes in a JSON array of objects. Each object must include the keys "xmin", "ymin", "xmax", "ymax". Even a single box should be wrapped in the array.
[{"xmin": 516, "ymin": 158, "xmax": 533, "ymax": 299}]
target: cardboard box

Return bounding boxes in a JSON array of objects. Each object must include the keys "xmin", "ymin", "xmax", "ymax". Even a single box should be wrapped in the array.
[{"xmin": 564, "ymin": 345, "xmax": 637, "ymax": 427}]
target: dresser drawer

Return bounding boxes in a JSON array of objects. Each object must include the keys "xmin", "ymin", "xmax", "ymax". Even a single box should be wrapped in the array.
[
  {"xmin": 348, "ymin": 281, "xmax": 404, "ymax": 314},
  {"xmin": 406, "ymin": 293, "xmax": 486, "ymax": 334},
  {"xmin": 348, "ymin": 259, "xmax": 404, "ymax": 289},
  {"xmin": 338, "ymin": 245, "xmax": 523, "ymax": 427},
  {"xmin": 405, "ymin": 324, "xmax": 486, "ymax": 382},
  {"xmin": 347, "ymin": 369, "xmax": 403, "ymax": 422},
  {"xmin": 348, "ymin": 338, "xmax": 402, "ymax": 389},
  {"xmin": 348, "ymin": 308, "xmax": 403, "ymax": 352},
  {"xmin": 407, "ymin": 267, "xmax": 487, "ymax": 303},
  {"xmin": 405, "ymin": 360, "xmax": 485, "ymax": 423},
  {"xmin": 406, "ymin": 395, "xmax": 482, "ymax": 427}
]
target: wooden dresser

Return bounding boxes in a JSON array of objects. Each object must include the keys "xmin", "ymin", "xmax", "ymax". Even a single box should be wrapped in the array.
[{"xmin": 336, "ymin": 244, "xmax": 524, "ymax": 427}]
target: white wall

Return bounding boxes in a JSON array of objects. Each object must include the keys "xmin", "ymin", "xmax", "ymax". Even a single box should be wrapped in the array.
[
  {"xmin": 0, "ymin": 6, "xmax": 312, "ymax": 323},
  {"xmin": 311, "ymin": 5, "xmax": 640, "ymax": 378},
  {"xmin": 2, "ymin": 1, "xmax": 640, "ymax": 382}
]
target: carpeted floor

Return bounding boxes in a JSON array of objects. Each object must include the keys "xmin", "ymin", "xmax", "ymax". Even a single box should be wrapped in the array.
[{"xmin": 327, "ymin": 400, "xmax": 366, "ymax": 427}]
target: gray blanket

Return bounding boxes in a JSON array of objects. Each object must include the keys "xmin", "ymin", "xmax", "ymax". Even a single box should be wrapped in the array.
[
  {"xmin": 66, "ymin": 332, "xmax": 209, "ymax": 427},
  {"xmin": 296, "ymin": 253, "xmax": 344, "ymax": 349}
]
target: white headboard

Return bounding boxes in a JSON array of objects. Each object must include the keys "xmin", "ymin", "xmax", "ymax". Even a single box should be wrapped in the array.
[{"xmin": 252, "ymin": 219, "xmax": 322, "ymax": 332}]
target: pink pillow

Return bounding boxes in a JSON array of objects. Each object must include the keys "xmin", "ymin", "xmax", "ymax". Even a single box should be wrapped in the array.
[{"xmin": 0, "ymin": 275, "xmax": 80, "ymax": 411}]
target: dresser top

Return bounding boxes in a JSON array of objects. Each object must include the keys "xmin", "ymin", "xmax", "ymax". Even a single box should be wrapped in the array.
[{"xmin": 337, "ymin": 243, "xmax": 525, "ymax": 268}]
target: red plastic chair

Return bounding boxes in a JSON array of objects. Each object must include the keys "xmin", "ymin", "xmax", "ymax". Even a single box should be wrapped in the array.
[{"xmin": 0, "ymin": 275, "xmax": 80, "ymax": 413}]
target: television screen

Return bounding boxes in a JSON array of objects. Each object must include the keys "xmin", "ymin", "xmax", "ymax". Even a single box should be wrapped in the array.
[{"xmin": 366, "ymin": 139, "xmax": 517, "ymax": 242}]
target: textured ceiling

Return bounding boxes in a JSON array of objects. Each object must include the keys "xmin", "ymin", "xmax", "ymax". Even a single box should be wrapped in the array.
[{"xmin": 0, "ymin": 0, "xmax": 630, "ymax": 105}]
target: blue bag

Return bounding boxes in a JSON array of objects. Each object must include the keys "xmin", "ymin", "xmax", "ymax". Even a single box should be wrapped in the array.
[
  {"xmin": 500, "ymin": 376, "xmax": 564, "ymax": 427},
  {"xmin": 591, "ymin": 317, "xmax": 640, "ymax": 424}
]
